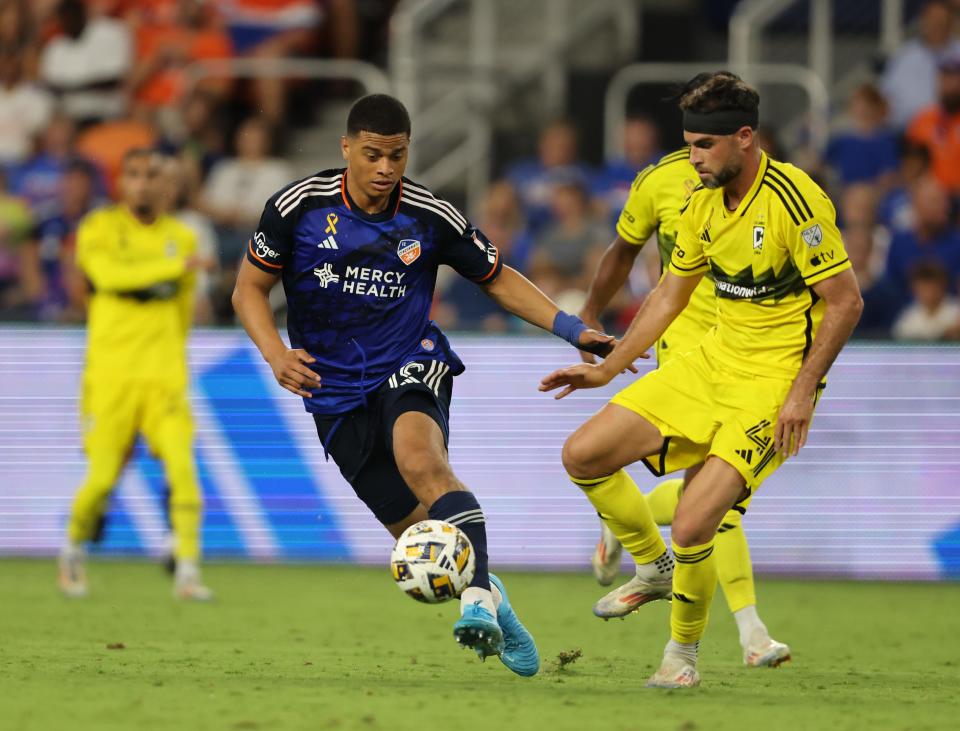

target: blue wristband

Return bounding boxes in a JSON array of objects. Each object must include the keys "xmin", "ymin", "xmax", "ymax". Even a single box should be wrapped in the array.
[{"xmin": 552, "ymin": 310, "xmax": 587, "ymax": 346}]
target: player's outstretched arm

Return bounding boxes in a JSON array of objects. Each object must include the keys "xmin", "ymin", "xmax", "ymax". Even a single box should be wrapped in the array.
[
  {"xmin": 774, "ymin": 268, "xmax": 863, "ymax": 457},
  {"xmin": 480, "ymin": 265, "xmax": 616, "ymax": 356},
  {"xmin": 539, "ymin": 270, "xmax": 700, "ymax": 400},
  {"xmin": 578, "ymin": 235, "xmax": 642, "ymax": 363},
  {"xmin": 232, "ymin": 257, "xmax": 322, "ymax": 398}
]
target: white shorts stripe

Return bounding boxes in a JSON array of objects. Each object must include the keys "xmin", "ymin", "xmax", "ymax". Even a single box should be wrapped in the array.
[{"xmin": 422, "ymin": 360, "xmax": 438, "ymax": 390}]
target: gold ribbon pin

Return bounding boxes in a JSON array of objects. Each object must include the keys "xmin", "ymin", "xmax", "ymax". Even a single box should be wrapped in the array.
[{"xmin": 325, "ymin": 213, "xmax": 339, "ymax": 235}]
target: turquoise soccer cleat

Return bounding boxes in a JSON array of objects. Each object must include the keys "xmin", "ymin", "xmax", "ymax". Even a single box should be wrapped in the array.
[
  {"xmin": 453, "ymin": 601, "xmax": 503, "ymax": 660},
  {"xmin": 489, "ymin": 574, "xmax": 540, "ymax": 677}
]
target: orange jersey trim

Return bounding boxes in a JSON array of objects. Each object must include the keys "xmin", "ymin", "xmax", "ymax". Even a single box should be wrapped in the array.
[
  {"xmin": 248, "ymin": 240, "xmax": 282, "ymax": 269},
  {"xmin": 475, "ymin": 247, "xmax": 501, "ymax": 283}
]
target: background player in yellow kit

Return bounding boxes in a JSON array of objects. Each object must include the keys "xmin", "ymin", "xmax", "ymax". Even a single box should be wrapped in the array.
[
  {"xmin": 58, "ymin": 149, "xmax": 212, "ymax": 601},
  {"xmin": 542, "ymin": 72, "xmax": 863, "ymax": 688},
  {"xmin": 579, "ymin": 94, "xmax": 791, "ymax": 667}
]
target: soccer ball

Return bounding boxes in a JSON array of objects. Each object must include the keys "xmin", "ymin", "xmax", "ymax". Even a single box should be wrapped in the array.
[{"xmin": 390, "ymin": 520, "xmax": 475, "ymax": 603}]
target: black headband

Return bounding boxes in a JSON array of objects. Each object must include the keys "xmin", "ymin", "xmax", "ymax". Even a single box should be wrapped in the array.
[{"xmin": 682, "ymin": 109, "xmax": 758, "ymax": 135}]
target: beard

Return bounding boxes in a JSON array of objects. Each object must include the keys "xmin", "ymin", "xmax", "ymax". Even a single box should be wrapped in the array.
[{"xmin": 701, "ymin": 160, "xmax": 742, "ymax": 189}]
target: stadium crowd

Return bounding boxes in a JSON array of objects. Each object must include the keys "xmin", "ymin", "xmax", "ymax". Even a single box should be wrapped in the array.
[{"xmin": 0, "ymin": 0, "xmax": 959, "ymax": 341}]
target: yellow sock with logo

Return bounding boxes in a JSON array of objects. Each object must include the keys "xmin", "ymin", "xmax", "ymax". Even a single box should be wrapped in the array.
[
  {"xmin": 670, "ymin": 538, "xmax": 718, "ymax": 644},
  {"xmin": 570, "ymin": 471, "xmax": 666, "ymax": 564}
]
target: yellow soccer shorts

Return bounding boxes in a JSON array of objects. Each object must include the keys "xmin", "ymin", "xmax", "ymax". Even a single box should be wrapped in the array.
[
  {"xmin": 611, "ymin": 343, "xmax": 823, "ymax": 502},
  {"xmin": 81, "ymin": 375, "xmax": 195, "ymax": 458}
]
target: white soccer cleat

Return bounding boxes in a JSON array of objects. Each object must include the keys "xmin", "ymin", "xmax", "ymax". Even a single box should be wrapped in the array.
[
  {"xmin": 592, "ymin": 570, "xmax": 672, "ymax": 618},
  {"xmin": 645, "ymin": 654, "xmax": 701, "ymax": 689},
  {"xmin": 173, "ymin": 560, "xmax": 214, "ymax": 602},
  {"xmin": 591, "ymin": 523, "xmax": 623, "ymax": 586},
  {"xmin": 174, "ymin": 578, "xmax": 215, "ymax": 602},
  {"xmin": 58, "ymin": 546, "xmax": 88, "ymax": 598},
  {"xmin": 743, "ymin": 630, "xmax": 791, "ymax": 668}
]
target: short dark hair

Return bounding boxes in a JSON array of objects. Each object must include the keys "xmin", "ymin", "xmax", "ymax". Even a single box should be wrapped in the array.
[
  {"xmin": 347, "ymin": 94, "xmax": 411, "ymax": 137},
  {"xmin": 678, "ymin": 71, "xmax": 759, "ymax": 118}
]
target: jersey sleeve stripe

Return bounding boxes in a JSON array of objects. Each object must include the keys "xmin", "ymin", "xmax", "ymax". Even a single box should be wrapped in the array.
[
  {"xmin": 670, "ymin": 259, "xmax": 706, "ymax": 272},
  {"xmin": 764, "ymin": 175, "xmax": 809, "ymax": 223},
  {"xmin": 247, "ymin": 240, "xmax": 282, "ymax": 269},
  {"xmin": 767, "ymin": 164, "xmax": 814, "ymax": 219},
  {"xmin": 401, "ymin": 195, "xmax": 467, "ymax": 234},
  {"xmin": 276, "ymin": 174, "xmax": 343, "ymax": 211},
  {"xmin": 761, "ymin": 180, "xmax": 801, "ymax": 226},
  {"xmin": 402, "ymin": 186, "xmax": 468, "ymax": 229},
  {"xmin": 277, "ymin": 183, "xmax": 342, "ymax": 217},
  {"xmin": 474, "ymin": 247, "xmax": 501, "ymax": 283},
  {"xmin": 802, "ymin": 257, "xmax": 849, "ymax": 282}
]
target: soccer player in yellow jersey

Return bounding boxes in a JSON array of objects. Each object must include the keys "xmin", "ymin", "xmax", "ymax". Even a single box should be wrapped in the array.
[
  {"xmin": 581, "ymin": 127, "xmax": 790, "ymax": 666},
  {"xmin": 541, "ymin": 72, "xmax": 863, "ymax": 688},
  {"xmin": 58, "ymin": 149, "xmax": 212, "ymax": 601}
]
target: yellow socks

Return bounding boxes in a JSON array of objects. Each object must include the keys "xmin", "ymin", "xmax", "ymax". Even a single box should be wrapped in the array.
[
  {"xmin": 670, "ymin": 538, "xmax": 718, "ymax": 644},
  {"xmin": 571, "ymin": 470, "xmax": 666, "ymax": 564},
  {"xmin": 645, "ymin": 478, "xmax": 683, "ymax": 526},
  {"xmin": 715, "ymin": 509, "xmax": 756, "ymax": 613}
]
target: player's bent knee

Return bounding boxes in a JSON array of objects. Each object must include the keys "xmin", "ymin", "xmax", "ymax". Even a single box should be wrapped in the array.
[
  {"xmin": 561, "ymin": 434, "xmax": 606, "ymax": 481},
  {"xmin": 395, "ymin": 450, "xmax": 454, "ymax": 495},
  {"xmin": 672, "ymin": 511, "xmax": 715, "ymax": 548}
]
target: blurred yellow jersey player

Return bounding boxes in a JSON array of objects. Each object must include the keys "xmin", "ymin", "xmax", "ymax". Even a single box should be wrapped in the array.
[
  {"xmin": 58, "ymin": 149, "xmax": 212, "ymax": 601},
  {"xmin": 579, "ymin": 145, "xmax": 790, "ymax": 667}
]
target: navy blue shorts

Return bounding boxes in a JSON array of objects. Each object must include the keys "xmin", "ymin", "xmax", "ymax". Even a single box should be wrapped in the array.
[{"xmin": 313, "ymin": 360, "xmax": 454, "ymax": 525}]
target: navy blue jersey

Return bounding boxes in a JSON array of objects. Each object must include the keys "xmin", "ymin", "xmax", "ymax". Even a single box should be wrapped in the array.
[{"xmin": 247, "ymin": 168, "xmax": 502, "ymax": 415}]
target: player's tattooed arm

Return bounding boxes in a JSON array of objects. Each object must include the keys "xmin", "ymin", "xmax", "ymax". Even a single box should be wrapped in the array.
[
  {"xmin": 480, "ymin": 265, "xmax": 616, "ymax": 356},
  {"xmin": 539, "ymin": 271, "xmax": 699, "ymax": 400},
  {"xmin": 775, "ymin": 268, "xmax": 863, "ymax": 457},
  {"xmin": 232, "ymin": 257, "xmax": 322, "ymax": 399}
]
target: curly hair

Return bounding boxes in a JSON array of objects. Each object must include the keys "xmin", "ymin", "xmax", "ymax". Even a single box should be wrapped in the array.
[{"xmin": 678, "ymin": 72, "xmax": 759, "ymax": 116}]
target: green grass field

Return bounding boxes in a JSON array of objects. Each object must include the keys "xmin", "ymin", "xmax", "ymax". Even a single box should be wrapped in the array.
[{"xmin": 1, "ymin": 560, "xmax": 957, "ymax": 731}]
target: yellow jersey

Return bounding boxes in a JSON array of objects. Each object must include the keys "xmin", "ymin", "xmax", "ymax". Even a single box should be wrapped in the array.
[
  {"xmin": 615, "ymin": 148, "xmax": 716, "ymax": 361},
  {"xmin": 669, "ymin": 152, "xmax": 850, "ymax": 379},
  {"xmin": 76, "ymin": 205, "xmax": 197, "ymax": 385}
]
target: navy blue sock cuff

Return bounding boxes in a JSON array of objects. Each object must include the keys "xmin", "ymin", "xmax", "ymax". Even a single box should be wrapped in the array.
[{"xmin": 429, "ymin": 491, "xmax": 484, "ymax": 527}]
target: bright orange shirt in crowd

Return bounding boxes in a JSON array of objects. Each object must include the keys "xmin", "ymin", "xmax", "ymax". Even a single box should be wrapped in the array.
[
  {"xmin": 907, "ymin": 106, "xmax": 960, "ymax": 192},
  {"xmin": 135, "ymin": 25, "xmax": 232, "ymax": 107}
]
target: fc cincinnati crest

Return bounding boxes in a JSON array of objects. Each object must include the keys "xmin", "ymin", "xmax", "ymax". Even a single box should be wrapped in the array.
[{"xmin": 397, "ymin": 239, "xmax": 421, "ymax": 265}]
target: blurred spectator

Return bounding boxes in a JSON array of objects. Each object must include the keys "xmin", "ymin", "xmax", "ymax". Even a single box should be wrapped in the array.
[
  {"xmin": 0, "ymin": 50, "xmax": 54, "ymax": 165},
  {"xmin": 878, "ymin": 142, "xmax": 931, "ymax": 236},
  {"xmin": 506, "ymin": 120, "xmax": 592, "ymax": 235},
  {"xmin": 0, "ymin": 169, "xmax": 34, "ymax": 316},
  {"xmin": 201, "ymin": 115, "xmax": 293, "ymax": 265},
  {"xmin": 885, "ymin": 176, "xmax": 960, "ymax": 310},
  {"xmin": 6, "ymin": 112, "xmax": 105, "ymax": 217},
  {"xmin": 881, "ymin": 0, "xmax": 960, "ymax": 129},
  {"xmin": 906, "ymin": 49, "xmax": 960, "ymax": 192},
  {"xmin": 0, "ymin": 0, "xmax": 40, "ymax": 79},
  {"xmin": 528, "ymin": 181, "xmax": 607, "ymax": 304},
  {"xmin": 755, "ymin": 126, "xmax": 786, "ymax": 161},
  {"xmin": 20, "ymin": 159, "xmax": 100, "ymax": 321},
  {"xmin": 39, "ymin": 0, "xmax": 132, "ymax": 123},
  {"xmin": 219, "ymin": 0, "xmax": 358, "ymax": 123},
  {"xmin": 160, "ymin": 88, "xmax": 227, "ymax": 182},
  {"xmin": 76, "ymin": 118, "xmax": 158, "ymax": 196},
  {"xmin": 159, "ymin": 154, "xmax": 217, "ymax": 324},
  {"xmin": 592, "ymin": 115, "xmax": 662, "ymax": 221},
  {"xmin": 892, "ymin": 261, "xmax": 960, "ymax": 340},
  {"xmin": 825, "ymin": 84, "xmax": 898, "ymax": 188},
  {"xmin": 437, "ymin": 181, "xmax": 531, "ymax": 332},
  {"xmin": 126, "ymin": 0, "xmax": 233, "ymax": 120}
]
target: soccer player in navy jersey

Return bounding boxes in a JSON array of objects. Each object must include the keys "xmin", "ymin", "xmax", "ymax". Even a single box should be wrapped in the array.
[{"xmin": 233, "ymin": 94, "xmax": 616, "ymax": 677}]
